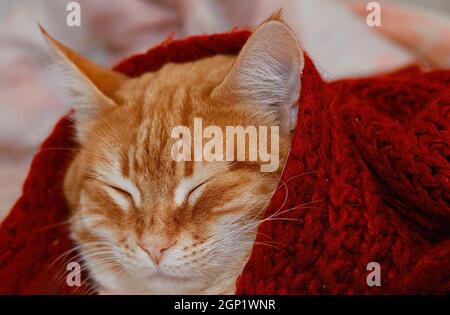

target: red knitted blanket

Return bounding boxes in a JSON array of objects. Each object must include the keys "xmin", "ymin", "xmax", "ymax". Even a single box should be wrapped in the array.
[{"xmin": 0, "ymin": 30, "xmax": 449, "ymax": 294}]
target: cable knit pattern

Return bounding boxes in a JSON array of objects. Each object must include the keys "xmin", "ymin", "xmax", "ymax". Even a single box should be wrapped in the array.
[{"xmin": 0, "ymin": 31, "xmax": 448, "ymax": 294}]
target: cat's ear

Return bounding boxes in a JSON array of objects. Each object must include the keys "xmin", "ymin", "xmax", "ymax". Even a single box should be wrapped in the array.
[
  {"xmin": 39, "ymin": 25, "xmax": 129, "ymax": 142},
  {"xmin": 213, "ymin": 14, "xmax": 304, "ymax": 131}
]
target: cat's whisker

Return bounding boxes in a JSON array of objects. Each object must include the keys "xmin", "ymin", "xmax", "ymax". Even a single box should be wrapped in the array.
[
  {"xmin": 267, "ymin": 205, "xmax": 321, "ymax": 219},
  {"xmin": 211, "ymin": 197, "xmax": 317, "ymax": 251},
  {"xmin": 31, "ymin": 213, "xmax": 107, "ymax": 234},
  {"xmin": 78, "ymin": 251, "xmax": 116, "ymax": 261},
  {"xmin": 48, "ymin": 241, "xmax": 112, "ymax": 271},
  {"xmin": 223, "ymin": 175, "xmax": 292, "ymax": 229},
  {"xmin": 230, "ymin": 177, "xmax": 291, "ymax": 236},
  {"xmin": 254, "ymin": 230, "xmax": 276, "ymax": 242},
  {"xmin": 81, "ymin": 260, "xmax": 121, "ymax": 272},
  {"xmin": 212, "ymin": 183, "xmax": 288, "ymax": 248},
  {"xmin": 71, "ymin": 271, "xmax": 99, "ymax": 295},
  {"xmin": 230, "ymin": 240, "xmax": 290, "ymax": 256},
  {"xmin": 263, "ymin": 199, "xmax": 324, "ymax": 221}
]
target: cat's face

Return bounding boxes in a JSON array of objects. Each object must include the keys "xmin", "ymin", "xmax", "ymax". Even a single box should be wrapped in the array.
[{"xmin": 44, "ymin": 16, "xmax": 304, "ymax": 294}]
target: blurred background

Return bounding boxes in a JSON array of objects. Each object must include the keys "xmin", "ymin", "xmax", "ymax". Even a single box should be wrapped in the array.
[{"xmin": 0, "ymin": 0, "xmax": 449, "ymax": 220}]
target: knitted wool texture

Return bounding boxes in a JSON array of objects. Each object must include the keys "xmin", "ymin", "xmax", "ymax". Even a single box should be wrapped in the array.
[{"xmin": 0, "ymin": 30, "xmax": 449, "ymax": 294}]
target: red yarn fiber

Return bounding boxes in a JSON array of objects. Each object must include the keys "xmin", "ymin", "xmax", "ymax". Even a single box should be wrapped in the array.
[{"xmin": 0, "ymin": 31, "xmax": 449, "ymax": 294}]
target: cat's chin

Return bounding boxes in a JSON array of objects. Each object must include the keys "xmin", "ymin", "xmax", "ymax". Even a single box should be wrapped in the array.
[
  {"xmin": 141, "ymin": 269, "xmax": 193, "ymax": 283},
  {"xmin": 94, "ymin": 265, "xmax": 238, "ymax": 295},
  {"xmin": 120, "ymin": 267, "xmax": 235, "ymax": 294}
]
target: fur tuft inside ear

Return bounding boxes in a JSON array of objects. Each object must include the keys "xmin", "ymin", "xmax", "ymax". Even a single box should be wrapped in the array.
[
  {"xmin": 39, "ymin": 24, "xmax": 129, "ymax": 142},
  {"xmin": 50, "ymin": 57, "xmax": 116, "ymax": 142},
  {"xmin": 213, "ymin": 16, "xmax": 304, "ymax": 131}
]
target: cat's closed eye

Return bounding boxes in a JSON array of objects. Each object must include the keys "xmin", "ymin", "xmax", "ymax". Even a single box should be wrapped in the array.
[
  {"xmin": 96, "ymin": 180, "xmax": 137, "ymax": 212},
  {"xmin": 108, "ymin": 185, "xmax": 134, "ymax": 203},
  {"xmin": 186, "ymin": 179, "xmax": 211, "ymax": 206}
]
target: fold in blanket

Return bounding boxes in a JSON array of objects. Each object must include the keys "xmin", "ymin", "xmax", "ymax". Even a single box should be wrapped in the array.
[{"xmin": 0, "ymin": 31, "xmax": 448, "ymax": 294}]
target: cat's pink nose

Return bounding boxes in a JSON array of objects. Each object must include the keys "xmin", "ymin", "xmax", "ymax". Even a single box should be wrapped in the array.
[{"xmin": 139, "ymin": 238, "xmax": 175, "ymax": 265}]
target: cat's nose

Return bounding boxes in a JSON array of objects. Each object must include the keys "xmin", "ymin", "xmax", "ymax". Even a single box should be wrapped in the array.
[{"xmin": 139, "ymin": 238, "xmax": 175, "ymax": 265}]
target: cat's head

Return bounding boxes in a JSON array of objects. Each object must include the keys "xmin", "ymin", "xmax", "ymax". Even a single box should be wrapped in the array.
[{"xmin": 44, "ymin": 15, "xmax": 304, "ymax": 294}]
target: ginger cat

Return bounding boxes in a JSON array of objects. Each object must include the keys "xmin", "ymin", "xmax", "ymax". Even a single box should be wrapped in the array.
[{"xmin": 42, "ymin": 14, "xmax": 304, "ymax": 294}]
